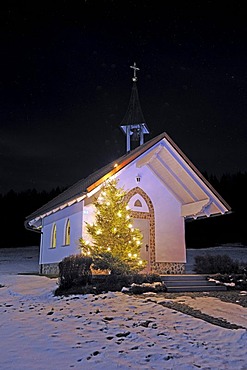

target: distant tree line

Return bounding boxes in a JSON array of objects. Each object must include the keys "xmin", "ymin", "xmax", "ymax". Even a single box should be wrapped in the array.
[
  {"xmin": 185, "ymin": 172, "xmax": 247, "ymax": 248},
  {"xmin": 0, "ymin": 187, "xmax": 63, "ymax": 248},
  {"xmin": 0, "ymin": 172, "xmax": 247, "ymax": 249}
]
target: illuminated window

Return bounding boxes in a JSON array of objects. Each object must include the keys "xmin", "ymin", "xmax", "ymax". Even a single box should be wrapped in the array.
[
  {"xmin": 65, "ymin": 219, "xmax": 71, "ymax": 245},
  {"xmin": 134, "ymin": 199, "xmax": 142, "ymax": 207},
  {"xmin": 51, "ymin": 224, "xmax": 57, "ymax": 248}
]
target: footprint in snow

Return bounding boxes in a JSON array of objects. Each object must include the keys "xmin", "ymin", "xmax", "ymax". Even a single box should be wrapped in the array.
[
  {"xmin": 116, "ymin": 331, "xmax": 130, "ymax": 337},
  {"xmin": 86, "ymin": 351, "xmax": 101, "ymax": 360}
]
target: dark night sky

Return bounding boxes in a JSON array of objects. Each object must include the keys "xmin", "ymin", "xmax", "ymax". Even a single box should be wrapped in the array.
[{"xmin": 1, "ymin": 1, "xmax": 247, "ymax": 194}]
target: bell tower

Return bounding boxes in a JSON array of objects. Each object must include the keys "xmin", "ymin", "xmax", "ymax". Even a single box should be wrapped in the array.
[{"xmin": 120, "ymin": 63, "xmax": 149, "ymax": 152}]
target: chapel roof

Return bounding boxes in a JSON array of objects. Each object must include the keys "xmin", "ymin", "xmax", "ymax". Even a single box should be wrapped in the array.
[
  {"xmin": 25, "ymin": 131, "xmax": 231, "ymax": 226},
  {"xmin": 25, "ymin": 132, "xmax": 165, "ymax": 222}
]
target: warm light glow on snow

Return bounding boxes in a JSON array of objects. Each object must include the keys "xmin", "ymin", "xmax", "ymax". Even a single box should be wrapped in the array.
[{"xmin": 1, "ymin": 247, "xmax": 247, "ymax": 369}]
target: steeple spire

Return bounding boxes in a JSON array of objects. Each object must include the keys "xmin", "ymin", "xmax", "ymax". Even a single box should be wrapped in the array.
[{"xmin": 120, "ymin": 63, "xmax": 150, "ymax": 152}]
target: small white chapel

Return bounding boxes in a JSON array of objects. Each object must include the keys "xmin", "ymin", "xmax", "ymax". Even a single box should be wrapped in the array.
[{"xmin": 25, "ymin": 63, "xmax": 231, "ymax": 275}]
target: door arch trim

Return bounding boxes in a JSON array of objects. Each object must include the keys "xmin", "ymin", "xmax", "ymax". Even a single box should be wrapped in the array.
[{"xmin": 125, "ymin": 187, "xmax": 155, "ymax": 270}]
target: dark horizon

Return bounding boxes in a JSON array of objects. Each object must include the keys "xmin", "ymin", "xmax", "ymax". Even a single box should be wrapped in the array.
[{"xmin": 1, "ymin": 1, "xmax": 247, "ymax": 194}]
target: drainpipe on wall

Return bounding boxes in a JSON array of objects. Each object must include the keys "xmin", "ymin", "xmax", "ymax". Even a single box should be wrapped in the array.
[{"xmin": 24, "ymin": 220, "xmax": 42, "ymax": 274}]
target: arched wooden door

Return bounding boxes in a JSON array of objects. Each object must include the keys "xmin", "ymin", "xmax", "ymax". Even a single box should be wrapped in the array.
[{"xmin": 133, "ymin": 218, "xmax": 150, "ymax": 272}]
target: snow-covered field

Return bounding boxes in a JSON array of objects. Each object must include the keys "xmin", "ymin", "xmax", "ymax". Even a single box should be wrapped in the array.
[
  {"xmin": 0, "ymin": 246, "xmax": 247, "ymax": 369},
  {"xmin": 186, "ymin": 243, "xmax": 247, "ymax": 273}
]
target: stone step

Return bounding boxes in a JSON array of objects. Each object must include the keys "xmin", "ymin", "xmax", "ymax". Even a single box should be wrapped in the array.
[
  {"xmin": 166, "ymin": 285, "xmax": 227, "ymax": 293},
  {"xmin": 162, "ymin": 280, "xmax": 218, "ymax": 287},
  {"xmin": 161, "ymin": 274, "xmax": 208, "ymax": 281},
  {"xmin": 160, "ymin": 274, "xmax": 227, "ymax": 292}
]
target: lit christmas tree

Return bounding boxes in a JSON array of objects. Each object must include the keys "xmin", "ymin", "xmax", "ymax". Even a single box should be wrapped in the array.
[{"xmin": 79, "ymin": 179, "xmax": 145, "ymax": 274}]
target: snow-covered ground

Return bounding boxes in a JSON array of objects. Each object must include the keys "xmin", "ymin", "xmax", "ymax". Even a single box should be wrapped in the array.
[
  {"xmin": 0, "ymin": 246, "xmax": 247, "ymax": 369},
  {"xmin": 186, "ymin": 243, "xmax": 247, "ymax": 273},
  {"xmin": 1, "ymin": 274, "xmax": 247, "ymax": 370},
  {"xmin": 0, "ymin": 246, "xmax": 39, "ymax": 275}
]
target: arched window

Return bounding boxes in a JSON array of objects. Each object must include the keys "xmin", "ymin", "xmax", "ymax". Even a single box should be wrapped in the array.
[
  {"xmin": 51, "ymin": 224, "xmax": 57, "ymax": 248},
  {"xmin": 65, "ymin": 219, "xmax": 70, "ymax": 245}
]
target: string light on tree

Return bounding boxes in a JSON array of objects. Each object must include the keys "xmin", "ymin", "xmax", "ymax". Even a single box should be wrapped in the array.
[{"xmin": 79, "ymin": 178, "xmax": 146, "ymax": 274}]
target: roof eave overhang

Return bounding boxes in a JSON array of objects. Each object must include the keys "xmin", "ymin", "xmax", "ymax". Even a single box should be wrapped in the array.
[
  {"xmin": 25, "ymin": 134, "xmax": 167, "ymax": 229},
  {"xmin": 185, "ymin": 209, "xmax": 232, "ymax": 221},
  {"xmin": 25, "ymin": 193, "xmax": 87, "ymax": 230}
]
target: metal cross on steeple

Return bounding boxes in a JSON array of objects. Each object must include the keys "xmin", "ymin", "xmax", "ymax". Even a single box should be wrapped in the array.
[{"xmin": 130, "ymin": 62, "xmax": 140, "ymax": 82}]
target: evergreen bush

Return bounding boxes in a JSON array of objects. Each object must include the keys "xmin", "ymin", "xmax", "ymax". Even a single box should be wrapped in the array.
[
  {"xmin": 129, "ymin": 282, "xmax": 166, "ymax": 294},
  {"xmin": 58, "ymin": 255, "xmax": 92, "ymax": 290},
  {"xmin": 55, "ymin": 272, "xmax": 163, "ymax": 296},
  {"xmin": 194, "ymin": 254, "xmax": 239, "ymax": 274},
  {"xmin": 208, "ymin": 272, "xmax": 247, "ymax": 290},
  {"xmin": 94, "ymin": 273, "xmax": 163, "ymax": 292}
]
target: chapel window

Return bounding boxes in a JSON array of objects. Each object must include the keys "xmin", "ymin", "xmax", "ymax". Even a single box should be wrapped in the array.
[
  {"xmin": 51, "ymin": 224, "xmax": 57, "ymax": 248},
  {"xmin": 134, "ymin": 199, "xmax": 142, "ymax": 207},
  {"xmin": 65, "ymin": 219, "xmax": 71, "ymax": 246}
]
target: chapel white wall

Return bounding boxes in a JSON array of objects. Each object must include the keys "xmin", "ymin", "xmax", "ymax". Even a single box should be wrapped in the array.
[
  {"xmin": 84, "ymin": 160, "xmax": 186, "ymax": 264},
  {"xmin": 115, "ymin": 162, "xmax": 186, "ymax": 263},
  {"xmin": 40, "ymin": 152, "xmax": 186, "ymax": 266},
  {"xmin": 40, "ymin": 202, "xmax": 83, "ymax": 265}
]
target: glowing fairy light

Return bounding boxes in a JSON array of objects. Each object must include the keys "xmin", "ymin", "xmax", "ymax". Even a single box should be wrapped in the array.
[{"xmin": 79, "ymin": 178, "xmax": 144, "ymax": 274}]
